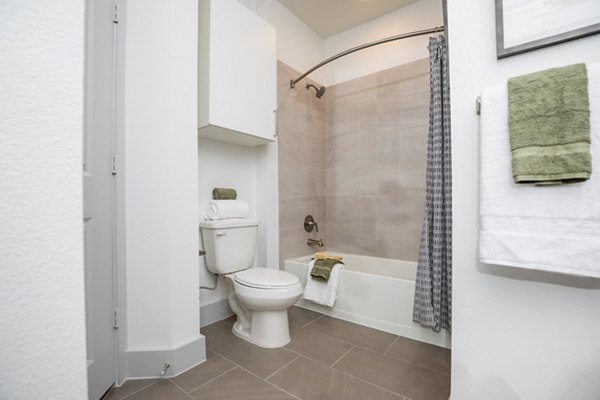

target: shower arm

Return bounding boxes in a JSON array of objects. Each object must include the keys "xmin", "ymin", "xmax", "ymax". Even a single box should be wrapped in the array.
[{"xmin": 289, "ymin": 26, "xmax": 445, "ymax": 89}]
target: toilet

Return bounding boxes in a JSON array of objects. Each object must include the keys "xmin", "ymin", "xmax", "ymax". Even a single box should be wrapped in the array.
[{"xmin": 199, "ymin": 218, "xmax": 303, "ymax": 348}]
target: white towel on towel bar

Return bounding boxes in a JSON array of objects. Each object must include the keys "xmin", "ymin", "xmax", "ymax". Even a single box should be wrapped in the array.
[
  {"xmin": 303, "ymin": 260, "xmax": 343, "ymax": 307},
  {"xmin": 478, "ymin": 63, "xmax": 600, "ymax": 278},
  {"xmin": 205, "ymin": 200, "xmax": 249, "ymax": 220}
]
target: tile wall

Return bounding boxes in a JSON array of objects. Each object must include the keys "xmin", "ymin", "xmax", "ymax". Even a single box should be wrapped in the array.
[
  {"xmin": 326, "ymin": 58, "xmax": 429, "ymax": 261},
  {"xmin": 277, "ymin": 62, "xmax": 327, "ymax": 265},
  {"xmin": 278, "ymin": 58, "xmax": 429, "ymax": 263}
]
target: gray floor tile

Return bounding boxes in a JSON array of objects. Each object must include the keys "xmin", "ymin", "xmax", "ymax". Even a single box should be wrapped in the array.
[
  {"xmin": 333, "ymin": 346, "xmax": 425, "ymax": 397},
  {"xmin": 385, "ymin": 336, "xmax": 451, "ymax": 375},
  {"xmin": 288, "ymin": 306, "xmax": 322, "ymax": 327},
  {"xmin": 285, "ymin": 325, "xmax": 353, "ymax": 366},
  {"xmin": 189, "ymin": 367, "xmax": 295, "ymax": 400},
  {"xmin": 169, "ymin": 350, "xmax": 235, "ymax": 393},
  {"xmin": 207, "ymin": 328, "xmax": 298, "ymax": 378},
  {"xmin": 304, "ymin": 316, "xmax": 397, "ymax": 353},
  {"xmin": 103, "ymin": 379, "xmax": 159, "ymax": 400},
  {"xmin": 200, "ymin": 321, "xmax": 232, "ymax": 338},
  {"xmin": 403, "ymin": 369, "xmax": 451, "ymax": 400},
  {"xmin": 268, "ymin": 356, "xmax": 403, "ymax": 400},
  {"xmin": 123, "ymin": 380, "xmax": 191, "ymax": 400}
]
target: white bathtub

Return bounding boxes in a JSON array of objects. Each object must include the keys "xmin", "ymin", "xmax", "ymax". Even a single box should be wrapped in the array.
[{"xmin": 284, "ymin": 253, "xmax": 451, "ymax": 348}]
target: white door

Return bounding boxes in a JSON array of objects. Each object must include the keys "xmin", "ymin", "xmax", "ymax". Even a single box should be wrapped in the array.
[{"xmin": 84, "ymin": 1, "xmax": 118, "ymax": 398}]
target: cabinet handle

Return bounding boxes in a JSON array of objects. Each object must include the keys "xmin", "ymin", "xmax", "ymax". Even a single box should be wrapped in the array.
[{"xmin": 273, "ymin": 109, "xmax": 278, "ymax": 138}]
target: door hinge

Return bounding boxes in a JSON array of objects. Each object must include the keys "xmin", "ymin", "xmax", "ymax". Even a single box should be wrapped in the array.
[
  {"xmin": 113, "ymin": 308, "xmax": 119, "ymax": 329},
  {"xmin": 111, "ymin": 155, "xmax": 117, "ymax": 175},
  {"xmin": 112, "ymin": 0, "xmax": 119, "ymax": 23}
]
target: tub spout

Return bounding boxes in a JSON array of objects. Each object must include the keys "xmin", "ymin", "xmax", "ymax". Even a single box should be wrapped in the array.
[{"xmin": 307, "ymin": 238, "xmax": 324, "ymax": 247}]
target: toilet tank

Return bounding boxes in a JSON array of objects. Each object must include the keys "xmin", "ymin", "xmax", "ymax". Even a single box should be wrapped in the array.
[{"xmin": 199, "ymin": 218, "xmax": 259, "ymax": 274}]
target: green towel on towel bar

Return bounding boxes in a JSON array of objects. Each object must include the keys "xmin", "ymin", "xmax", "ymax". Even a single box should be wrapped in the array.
[
  {"xmin": 310, "ymin": 259, "xmax": 343, "ymax": 282},
  {"xmin": 212, "ymin": 187, "xmax": 237, "ymax": 200},
  {"xmin": 508, "ymin": 63, "xmax": 592, "ymax": 185}
]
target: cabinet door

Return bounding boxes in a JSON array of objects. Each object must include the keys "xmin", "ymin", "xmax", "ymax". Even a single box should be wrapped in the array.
[{"xmin": 207, "ymin": 0, "xmax": 276, "ymax": 143}]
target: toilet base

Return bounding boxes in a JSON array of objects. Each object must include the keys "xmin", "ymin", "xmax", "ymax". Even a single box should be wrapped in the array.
[{"xmin": 232, "ymin": 309, "xmax": 291, "ymax": 348}]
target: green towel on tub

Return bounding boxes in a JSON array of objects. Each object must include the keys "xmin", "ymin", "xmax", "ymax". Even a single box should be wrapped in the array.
[
  {"xmin": 310, "ymin": 259, "xmax": 343, "ymax": 282},
  {"xmin": 212, "ymin": 187, "xmax": 237, "ymax": 200},
  {"xmin": 508, "ymin": 63, "xmax": 592, "ymax": 185}
]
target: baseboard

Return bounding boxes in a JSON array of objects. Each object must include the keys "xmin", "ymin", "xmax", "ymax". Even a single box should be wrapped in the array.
[
  {"xmin": 126, "ymin": 335, "xmax": 206, "ymax": 378},
  {"xmin": 200, "ymin": 297, "xmax": 233, "ymax": 327}
]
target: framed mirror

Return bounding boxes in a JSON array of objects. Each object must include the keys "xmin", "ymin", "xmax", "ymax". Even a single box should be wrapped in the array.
[{"xmin": 496, "ymin": 0, "xmax": 600, "ymax": 59}]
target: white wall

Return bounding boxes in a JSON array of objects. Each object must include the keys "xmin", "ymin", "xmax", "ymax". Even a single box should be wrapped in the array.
[
  {"xmin": 0, "ymin": 1, "xmax": 88, "ymax": 399},
  {"xmin": 448, "ymin": 2, "xmax": 600, "ymax": 399},
  {"xmin": 198, "ymin": 138, "xmax": 258, "ymax": 308},
  {"xmin": 124, "ymin": 0, "xmax": 201, "ymax": 359},
  {"xmin": 323, "ymin": 0, "xmax": 443, "ymax": 86},
  {"xmin": 239, "ymin": 0, "xmax": 325, "ymax": 83},
  {"xmin": 197, "ymin": 0, "xmax": 320, "ymax": 315}
]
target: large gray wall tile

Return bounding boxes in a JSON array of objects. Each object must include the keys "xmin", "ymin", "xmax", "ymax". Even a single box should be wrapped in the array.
[{"xmin": 279, "ymin": 58, "xmax": 429, "ymax": 264}]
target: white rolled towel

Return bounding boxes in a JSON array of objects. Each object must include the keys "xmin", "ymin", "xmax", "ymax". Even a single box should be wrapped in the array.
[
  {"xmin": 303, "ymin": 260, "xmax": 344, "ymax": 307},
  {"xmin": 205, "ymin": 200, "xmax": 249, "ymax": 220}
]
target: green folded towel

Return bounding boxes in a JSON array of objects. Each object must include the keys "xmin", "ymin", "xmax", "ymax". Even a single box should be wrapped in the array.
[
  {"xmin": 212, "ymin": 187, "xmax": 237, "ymax": 200},
  {"xmin": 310, "ymin": 259, "xmax": 343, "ymax": 282},
  {"xmin": 508, "ymin": 63, "xmax": 592, "ymax": 185}
]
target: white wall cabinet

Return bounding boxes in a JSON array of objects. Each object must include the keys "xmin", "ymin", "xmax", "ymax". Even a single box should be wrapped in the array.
[{"xmin": 198, "ymin": 0, "xmax": 277, "ymax": 146}]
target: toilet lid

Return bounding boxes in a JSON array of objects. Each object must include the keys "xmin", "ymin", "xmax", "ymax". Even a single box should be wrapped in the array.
[{"xmin": 234, "ymin": 268, "xmax": 299, "ymax": 289}]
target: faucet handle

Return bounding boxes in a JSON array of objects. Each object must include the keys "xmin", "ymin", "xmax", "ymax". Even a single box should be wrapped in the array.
[{"xmin": 304, "ymin": 215, "xmax": 319, "ymax": 233}]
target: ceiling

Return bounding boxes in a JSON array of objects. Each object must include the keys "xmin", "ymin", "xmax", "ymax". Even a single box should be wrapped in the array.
[{"xmin": 278, "ymin": 0, "xmax": 421, "ymax": 38}]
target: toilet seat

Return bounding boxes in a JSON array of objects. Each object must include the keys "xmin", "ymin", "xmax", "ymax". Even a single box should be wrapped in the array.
[{"xmin": 234, "ymin": 268, "xmax": 299, "ymax": 289}]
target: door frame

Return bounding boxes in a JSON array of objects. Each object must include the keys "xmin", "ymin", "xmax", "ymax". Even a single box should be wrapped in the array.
[
  {"xmin": 84, "ymin": 0, "xmax": 129, "ymax": 390},
  {"xmin": 111, "ymin": 0, "xmax": 129, "ymax": 387}
]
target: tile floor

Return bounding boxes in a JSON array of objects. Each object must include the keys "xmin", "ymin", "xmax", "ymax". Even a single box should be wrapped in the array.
[{"xmin": 104, "ymin": 307, "xmax": 450, "ymax": 400}]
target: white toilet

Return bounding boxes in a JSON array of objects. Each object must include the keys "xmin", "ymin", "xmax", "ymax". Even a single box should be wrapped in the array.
[{"xmin": 199, "ymin": 218, "xmax": 303, "ymax": 348}]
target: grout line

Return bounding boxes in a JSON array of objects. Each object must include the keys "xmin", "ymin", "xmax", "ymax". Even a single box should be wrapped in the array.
[
  {"xmin": 211, "ymin": 354, "xmax": 302, "ymax": 400},
  {"xmin": 338, "ymin": 370, "xmax": 415, "ymax": 400},
  {"xmin": 266, "ymin": 380, "xmax": 303, "ymax": 400},
  {"xmin": 115, "ymin": 380, "xmax": 160, "ymax": 400},
  {"xmin": 263, "ymin": 380, "xmax": 303, "ymax": 400},
  {"xmin": 383, "ymin": 336, "xmax": 400, "ymax": 354},
  {"xmin": 178, "ymin": 365, "xmax": 237, "ymax": 394},
  {"xmin": 379, "ymin": 345, "xmax": 452, "ymax": 376},
  {"xmin": 166, "ymin": 379, "xmax": 197, "ymax": 400},
  {"xmin": 329, "ymin": 345, "xmax": 355, "ymax": 368},
  {"xmin": 205, "ymin": 347, "xmax": 297, "ymax": 387},
  {"xmin": 301, "ymin": 314, "xmax": 323, "ymax": 329},
  {"xmin": 265, "ymin": 354, "xmax": 300, "ymax": 381}
]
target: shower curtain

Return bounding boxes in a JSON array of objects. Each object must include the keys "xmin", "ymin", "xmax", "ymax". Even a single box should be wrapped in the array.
[{"xmin": 412, "ymin": 35, "xmax": 452, "ymax": 333}]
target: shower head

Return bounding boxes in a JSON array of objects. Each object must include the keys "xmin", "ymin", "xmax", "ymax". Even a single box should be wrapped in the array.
[{"xmin": 306, "ymin": 83, "xmax": 326, "ymax": 99}]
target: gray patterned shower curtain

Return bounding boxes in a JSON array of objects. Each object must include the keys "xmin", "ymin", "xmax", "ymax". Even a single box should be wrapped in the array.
[{"xmin": 412, "ymin": 35, "xmax": 452, "ymax": 333}]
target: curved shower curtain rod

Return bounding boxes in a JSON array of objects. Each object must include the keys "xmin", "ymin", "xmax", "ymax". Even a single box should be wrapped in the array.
[{"xmin": 289, "ymin": 26, "xmax": 445, "ymax": 89}]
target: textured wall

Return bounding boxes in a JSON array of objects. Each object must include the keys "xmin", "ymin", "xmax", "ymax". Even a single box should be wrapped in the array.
[
  {"xmin": 0, "ymin": 1, "xmax": 88, "ymax": 398},
  {"xmin": 125, "ymin": 0, "xmax": 201, "ymax": 352},
  {"xmin": 322, "ymin": 0, "xmax": 443, "ymax": 86},
  {"xmin": 278, "ymin": 62, "xmax": 327, "ymax": 265},
  {"xmin": 449, "ymin": 1, "xmax": 600, "ymax": 399},
  {"xmin": 325, "ymin": 59, "xmax": 429, "ymax": 261}
]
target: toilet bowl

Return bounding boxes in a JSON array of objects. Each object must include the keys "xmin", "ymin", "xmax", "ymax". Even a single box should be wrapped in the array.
[
  {"xmin": 199, "ymin": 218, "xmax": 303, "ymax": 348},
  {"xmin": 230, "ymin": 268, "xmax": 303, "ymax": 348}
]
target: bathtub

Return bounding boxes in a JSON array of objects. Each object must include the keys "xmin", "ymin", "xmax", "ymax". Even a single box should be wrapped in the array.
[{"xmin": 284, "ymin": 253, "xmax": 451, "ymax": 349}]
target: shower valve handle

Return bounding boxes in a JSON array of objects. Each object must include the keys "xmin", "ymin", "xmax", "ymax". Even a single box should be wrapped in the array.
[{"xmin": 304, "ymin": 215, "xmax": 319, "ymax": 233}]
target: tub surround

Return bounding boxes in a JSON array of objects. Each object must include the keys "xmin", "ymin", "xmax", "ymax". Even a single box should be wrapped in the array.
[
  {"xmin": 278, "ymin": 59, "xmax": 430, "ymax": 264},
  {"xmin": 325, "ymin": 58, "xmax": 430, "ymax": 261},
  {"xmin": 277, "ymin": 61, "xmax": 327, "ymax": 265}
]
